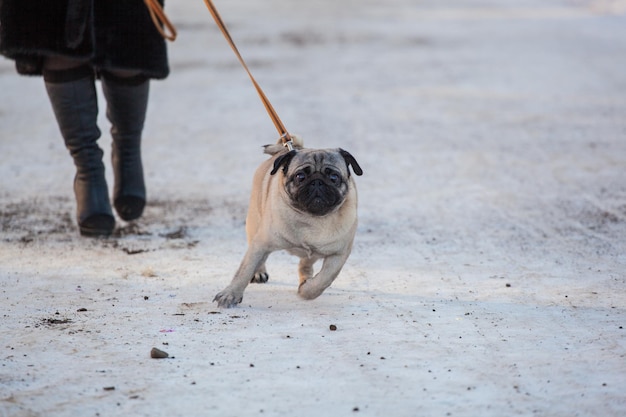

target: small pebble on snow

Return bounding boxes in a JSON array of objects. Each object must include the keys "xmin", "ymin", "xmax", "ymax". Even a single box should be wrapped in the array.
[{"xmin": 150, "ymin": 347, "xmax": 169, "ymax": 359}]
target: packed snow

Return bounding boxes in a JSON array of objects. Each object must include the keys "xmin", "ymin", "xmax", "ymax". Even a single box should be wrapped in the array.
[{"xmin": 1, "ymin": 1, "xmax": 625, "ymax": 416}]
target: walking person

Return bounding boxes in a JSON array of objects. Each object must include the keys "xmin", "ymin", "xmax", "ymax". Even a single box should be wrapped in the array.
[{"xmin": 0, "ymin": 1, "xmax": 171, "ymax": 236}]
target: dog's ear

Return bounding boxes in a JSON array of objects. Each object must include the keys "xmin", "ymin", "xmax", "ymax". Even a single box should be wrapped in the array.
[
  {"xmin": 271, "ymin": 150, "xmax": 297, "ymax": 175},
  {"xmin": 339, "ymin": 149, "xmax": 363, "ymax": 176}
]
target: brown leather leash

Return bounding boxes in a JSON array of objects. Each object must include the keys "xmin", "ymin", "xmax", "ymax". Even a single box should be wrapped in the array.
[
  {"xmin": 202, "ymin": 0, "xmax": 294, "ymax": 150},
  {"xmin": 143, "ymin": 0, "xmax": 177, "ymax": 41},
  {"xmin": 145, "ymin": 0, "xmax": 293, "ymax": 150}
]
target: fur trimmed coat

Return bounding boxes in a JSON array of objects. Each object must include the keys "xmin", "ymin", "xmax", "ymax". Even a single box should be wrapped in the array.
[{"xmin": 0, "ymin": 0, "xmax": 169, "ymax": 79}]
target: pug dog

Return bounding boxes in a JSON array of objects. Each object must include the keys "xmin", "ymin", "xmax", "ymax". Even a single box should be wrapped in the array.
[{"xmin": 213, "ymin": 136, "xmax": 363, "ymax": 308}]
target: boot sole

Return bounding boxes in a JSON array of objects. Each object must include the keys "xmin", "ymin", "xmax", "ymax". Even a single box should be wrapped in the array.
[
  {"xmin": 79, "ymin": 214, "xmax": 115, "ymax": 237},
  {"xmin": 114, "ymin": 196, "xmax": 146, "ymax": 221}
]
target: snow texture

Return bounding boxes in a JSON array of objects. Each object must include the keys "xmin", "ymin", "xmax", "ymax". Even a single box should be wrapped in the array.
[{"xmin": 1, "ymin": 1, "xmax": 625, "ymax": 416}]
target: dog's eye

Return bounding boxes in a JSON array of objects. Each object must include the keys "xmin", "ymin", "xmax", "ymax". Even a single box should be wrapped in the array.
[
  {"xmin": 328, "ymin": 172, "xmax": 340, "ymax": 184},
  {"xmin": 295, "ymin": 172, "xmax": 306, "ymax": 183}
]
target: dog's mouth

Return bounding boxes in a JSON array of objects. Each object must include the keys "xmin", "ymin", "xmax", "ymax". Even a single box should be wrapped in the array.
[{"xmin": 305, "ymin": 196, "xmax": 337, "ymax": 216}]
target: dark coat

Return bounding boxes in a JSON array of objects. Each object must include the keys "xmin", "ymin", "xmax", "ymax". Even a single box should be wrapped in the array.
[{"xmin": 0, "ymin": 0, "xmax": 169, "ymax": 79}]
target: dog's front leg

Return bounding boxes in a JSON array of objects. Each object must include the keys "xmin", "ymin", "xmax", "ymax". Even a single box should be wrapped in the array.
[
  {"xmin": 297, "ymin": 252, "xmax": 349, "ymax": 300},
  {"xmin": 213, "ymin": 244, "xmax": 269, "ymax": 308}
]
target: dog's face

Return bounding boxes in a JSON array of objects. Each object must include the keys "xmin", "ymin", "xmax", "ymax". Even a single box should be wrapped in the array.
[{"xmin": 271, "ymin": 148, "xmax": 363, "ymax": 216}]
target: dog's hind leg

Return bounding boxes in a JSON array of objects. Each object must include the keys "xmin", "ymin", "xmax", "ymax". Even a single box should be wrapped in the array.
[
  {"xmin": 251, "ymin": 263, "xmax": 269, "ymax": 283},
  {"xmin": 298, "ymin": 257, "xmax": 317, "ymax": 286}
]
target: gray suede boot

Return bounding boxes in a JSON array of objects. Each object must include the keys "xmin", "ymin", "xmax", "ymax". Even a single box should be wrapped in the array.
[
  {"xmin": 101, "ymin": 73, "xmax": 149, "ymax": 221},
  {"xmin": 44, "ymin": 66, "xmax": 115, "ymax": 237}
]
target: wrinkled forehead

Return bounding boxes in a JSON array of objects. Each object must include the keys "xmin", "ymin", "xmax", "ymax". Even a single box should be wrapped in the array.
[{"xmin": 290, "ymin": 149, "xmax": 346, "ymax": 174}]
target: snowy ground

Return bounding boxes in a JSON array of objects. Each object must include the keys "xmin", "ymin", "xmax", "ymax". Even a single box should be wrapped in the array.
[{"xmin": 1, "ymin": 0, "xmax": 625, "ymax": 416}]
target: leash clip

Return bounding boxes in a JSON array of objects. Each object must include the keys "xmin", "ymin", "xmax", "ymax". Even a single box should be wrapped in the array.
[{"xmin": 280, "ymin": 133, "xmax": 294, "ymax": 151}]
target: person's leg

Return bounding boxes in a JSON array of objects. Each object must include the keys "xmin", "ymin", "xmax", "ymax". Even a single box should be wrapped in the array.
[
  {"xmin": 100, "ymin": 71, "xmax": 149, "ymax": 221},
  {"xmin": 43, "ymin": 58, "xmax": 114, "ymax": 237}
]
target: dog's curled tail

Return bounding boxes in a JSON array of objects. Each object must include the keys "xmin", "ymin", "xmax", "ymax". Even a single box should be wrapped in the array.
[{"xmin": 263, "ymin": 134, "xmax": 304, "ymax": 155}]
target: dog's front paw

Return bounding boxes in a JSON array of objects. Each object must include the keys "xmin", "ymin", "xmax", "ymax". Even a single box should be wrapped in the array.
[
  {"xmin": 297, "ymin": 280, "xmax": 325, "ymax": 300},
  {"xmin": 250, "ymin": 271, "xmax": 269, "ymax": 284},
  {"xmin": 213, "ymin": 288, "xmax": 243, "ymax": 308}
]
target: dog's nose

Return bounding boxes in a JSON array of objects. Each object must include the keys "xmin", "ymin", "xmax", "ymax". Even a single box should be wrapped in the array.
[{"xmin": 310, "ymin": 179, "xmax": 325, "ymax": 190}]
